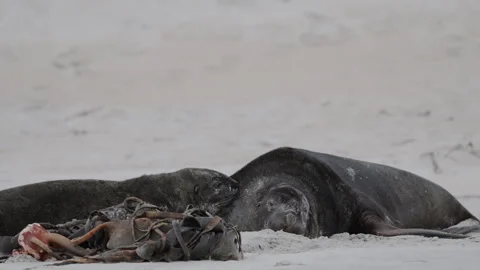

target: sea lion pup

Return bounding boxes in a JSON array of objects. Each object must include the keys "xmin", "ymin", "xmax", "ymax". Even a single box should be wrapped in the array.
[
  {"xmin": 0, "ymin": 168, "xmax": 239, "ymax": 236},
  {"xmin": 223, "ymin": 147, "xmax": 479, "ymax": 239}
]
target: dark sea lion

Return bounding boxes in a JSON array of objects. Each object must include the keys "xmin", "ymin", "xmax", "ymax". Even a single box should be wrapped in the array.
[
  {"xmin": 0, "ymin": 168, "xmax": 239, "ymax": 237},
  {"xmin": 224, "ymin": 147, "xmax": 480, "ymax": 239}
]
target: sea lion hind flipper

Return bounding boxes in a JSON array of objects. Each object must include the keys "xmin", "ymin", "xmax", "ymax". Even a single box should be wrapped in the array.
[
  {"xmin": 372, "ymin": 222, "xmax": 468, "ymax": 239},
  {"xmin": 442, "ymin": 224, "xmax": 480, "ymax": 235}
]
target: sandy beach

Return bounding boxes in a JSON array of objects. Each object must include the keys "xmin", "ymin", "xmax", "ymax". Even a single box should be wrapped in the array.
[{"xmin": 1, "ymin": 0, "xmax": 479, "ymax": 269}]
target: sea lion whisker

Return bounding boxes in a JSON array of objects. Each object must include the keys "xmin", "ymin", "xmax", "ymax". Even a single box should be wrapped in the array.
[{"xmin": 213, "ymin": 195, "xmax": 236, "ymax": 208}]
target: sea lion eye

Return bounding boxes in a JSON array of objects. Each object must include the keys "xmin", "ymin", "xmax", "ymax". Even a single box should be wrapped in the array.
[
  {"xmin": 194, "ymin": 185, "xmax": 199, "ymax": 193},
  {"xmin": 212, "ymin": 181, "xmax": 222, "ymax": 190}
]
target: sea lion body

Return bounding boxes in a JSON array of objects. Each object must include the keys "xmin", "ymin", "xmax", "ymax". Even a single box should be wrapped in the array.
[
  {"xmin": 225, "ymin": 147, "xmax": 479, "ymax": 238},
  {"xmin": 0, "ymin": 168, "xmax": 238, "ymax": 236}
]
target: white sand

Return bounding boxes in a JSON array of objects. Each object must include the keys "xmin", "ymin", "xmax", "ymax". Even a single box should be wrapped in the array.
[{"xmin": 1, "ymin": 0, "xmax": 480, "ymax": 269}]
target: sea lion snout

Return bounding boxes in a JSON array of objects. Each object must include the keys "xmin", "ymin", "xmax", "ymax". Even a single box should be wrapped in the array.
[
  {"xmin": 255, "ymin": 184, "xmax": 310, "ymax": 235},
  {"xmin": 285, "ymin": 212, "xmax": 297, "ymax": 225},
  {"xmin": 264, "ymin": 208, "xmax": 305, "ymax": 235}
]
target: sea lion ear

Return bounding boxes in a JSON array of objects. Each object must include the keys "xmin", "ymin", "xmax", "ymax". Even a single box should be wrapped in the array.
[
  {"xmin": 231, "ymin": 177, "xmax": 239, "ymax": 185},
  {"xmin": 225, "ymin": 177, "xmax": 239, "ymax": 189}
]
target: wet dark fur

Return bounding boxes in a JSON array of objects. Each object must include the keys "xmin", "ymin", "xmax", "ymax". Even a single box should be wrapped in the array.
[
  {"xmin": 0, "ymin": 168, "xmax": 238, "ymax": 236},
  {"xmin": 224, "ymin": 147, "xmax": 479, "ymax": 238}
]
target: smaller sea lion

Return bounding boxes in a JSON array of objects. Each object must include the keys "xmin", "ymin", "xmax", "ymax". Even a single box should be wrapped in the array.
[{"xmin": 0, "ymin": 168, "xmax": 239, "ymax": 236}]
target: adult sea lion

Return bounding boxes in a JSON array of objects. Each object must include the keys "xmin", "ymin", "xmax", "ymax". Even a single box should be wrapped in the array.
[
  {"xmin": 0, "ymin": 168, "xmax": 239, "ymax": 237},
  {"xmin": 223, "ymin": 147, "xmax": 479, "ymax": 239}
]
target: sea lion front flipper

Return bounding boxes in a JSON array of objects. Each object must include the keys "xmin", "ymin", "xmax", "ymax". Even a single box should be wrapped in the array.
[{"xmin": 372, "ymin": 222, "xmax": 468, "ymax": 239}]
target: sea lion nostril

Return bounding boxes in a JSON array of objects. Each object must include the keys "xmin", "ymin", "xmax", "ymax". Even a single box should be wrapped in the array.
[{"xmin": 286, "ymin": 213, "xmax": 297, "ymax": 225}]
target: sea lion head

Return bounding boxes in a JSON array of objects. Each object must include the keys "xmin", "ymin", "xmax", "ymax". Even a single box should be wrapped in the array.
[
  {"xmin": 257, "ymin": 183, "xmax": 310, "ymax": 236},
  {"xmin": 182, "ymin": 168, "xmax": 239, "ymax": 215}
]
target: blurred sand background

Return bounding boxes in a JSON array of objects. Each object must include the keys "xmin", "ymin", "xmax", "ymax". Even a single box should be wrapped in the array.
[{"xmin": 1, "ymin": 1, "xmax": 479, "ymax": 269}]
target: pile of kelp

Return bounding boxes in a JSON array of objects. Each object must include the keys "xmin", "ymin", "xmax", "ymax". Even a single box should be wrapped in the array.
[{"xmin": 0, "ymin": 197, "xmax": 243, "ymax": 265}]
